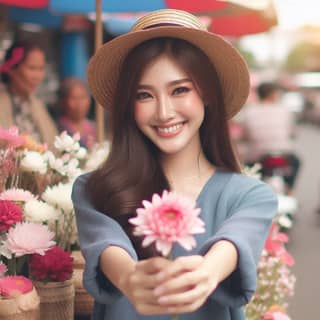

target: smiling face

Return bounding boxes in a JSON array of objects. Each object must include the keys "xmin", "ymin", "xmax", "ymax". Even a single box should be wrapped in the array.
[
  {"xmin": 10, "ymin": 48, "xmax": 46, "ymax": 96},
  {"xmin": 134, "ymin": 54, "xmax": 205, "ymax": 156}
]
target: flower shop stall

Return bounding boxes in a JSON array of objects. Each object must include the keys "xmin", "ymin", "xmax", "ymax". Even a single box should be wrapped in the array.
[{"xmin": 0, "ymin": 128, "xmax": 109, "ymax": 319}]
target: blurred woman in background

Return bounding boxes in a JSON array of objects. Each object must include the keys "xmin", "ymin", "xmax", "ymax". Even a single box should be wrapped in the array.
[
  {"xmin": 57, "ymin": 77, "xmax": 96, "ymax": 148},
  {"xmin": 0, "ymin": 40, "xmax": 58, "ymax": 149}
]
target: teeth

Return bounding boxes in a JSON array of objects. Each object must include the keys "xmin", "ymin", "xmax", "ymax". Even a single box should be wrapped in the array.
[{"xmin": 157, "ymin": 123, "xmax": 183, "ymax": 134}]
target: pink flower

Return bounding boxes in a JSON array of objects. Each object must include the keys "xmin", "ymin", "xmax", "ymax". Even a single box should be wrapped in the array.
[
  {"xmin": 265, "ymin": 224, "xmax": 294, "ymax": 266},
  {"xmin": 129, "ymin": 191, "xmax": 205, "ymax": 256},
  {"xmin": 0, "ymin": 276, "xmax": 33, "ymax": 298},
  {"xmin": 263, "ymin": 311, "xmax": 291, "ymax": 320},
  {"xmin": 0, "ymin": 200, "xmax": 23, "ymax": 231},
  {"xmin": 4, "ymin": 222, "xmax": 55, "ymax": 257},
  {"xmin": 0, "ymin": 188, "xmax": 37, "ymax": 202},
  {"xmin": 0, "ymin": 262, "xmax": 7, "ymax": 277},
  {"xmin": 0, "ymin": 127, "xmax": 25, "ymax": 148}
]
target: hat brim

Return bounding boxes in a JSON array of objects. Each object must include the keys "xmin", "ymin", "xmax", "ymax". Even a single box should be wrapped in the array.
[{"xmin": 87, "ymin": 26, "xmax": 250, "ymax": 119}]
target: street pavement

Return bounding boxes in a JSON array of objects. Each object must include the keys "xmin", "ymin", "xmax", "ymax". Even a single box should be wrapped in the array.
[{"xmin": 287, "ymin": 123, "xmax": 320, "ymax": 319}]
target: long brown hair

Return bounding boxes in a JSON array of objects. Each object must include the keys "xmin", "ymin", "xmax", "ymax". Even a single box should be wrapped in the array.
[{"xmin": 87, "ymin": 37, "xmax": 240, "ymax": 257}]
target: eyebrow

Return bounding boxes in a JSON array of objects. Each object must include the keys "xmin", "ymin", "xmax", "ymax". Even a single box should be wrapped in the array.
[{"xmin": 137, "ymin": 78, "xmax": 192, "ymax": 90}]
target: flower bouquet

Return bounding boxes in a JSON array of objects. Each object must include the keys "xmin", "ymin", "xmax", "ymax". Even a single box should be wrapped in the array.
[
  {"xmin": 28, "ymin": 246, "xmax": 75, "ymax": 320},
  {"xmin": 0, "ymin": 268, "xmax": 40, "ymax": 320},
  {"xmin": 0, "ymin": 127, "xmax": 111, "ymax": 317}
]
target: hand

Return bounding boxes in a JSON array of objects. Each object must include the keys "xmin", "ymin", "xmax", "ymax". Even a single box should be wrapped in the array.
[
  {"xmin": 120, "ymin": 256, "xmax": 174, "ymax": 315},
  {"xmin": 152, "ymin": 255, "xmax": 219, "ymax": 314}
]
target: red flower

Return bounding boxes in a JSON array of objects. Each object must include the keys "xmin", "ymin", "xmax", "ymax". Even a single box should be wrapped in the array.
[
  {"xmin": 0, "ymin": 200, "xmax": 23, "ymax": 231},
  {"xmin": 28, "ymin": 246, "xmax": 73, "ymax": 282}
]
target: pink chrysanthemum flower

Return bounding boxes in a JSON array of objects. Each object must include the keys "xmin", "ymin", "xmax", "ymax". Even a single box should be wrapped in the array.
[
  {"xmin": 265, "ymin": 224, "xmax": 294, "ymax": 266},
  {"xmin": 4, "ymin": 222, "xmax": 55, "ymax": 257},
  {"xmin": 0, "ymin": 188, "xmax": 37, "ymax": 202},
  {"xmin": 0, "ymin": 261, "xmax": 7, "ymax": 277},
  {"xmin": 0, "ymin": 127, "xmax": 25, "ymax": 148},
  {"xmin": 0, "ymin": 276, "xmax": 33, "ymax": 298},
  {"xmin": 0, "ymin": 200, "xmax": 23, "ymax": 231},
  {"xmin": 263, "ymin": 311, "xmax": 291, "ymax": 320},
  {"xmin": 129, "ymin": 191, "xmax": 205, "ymax": 256}
]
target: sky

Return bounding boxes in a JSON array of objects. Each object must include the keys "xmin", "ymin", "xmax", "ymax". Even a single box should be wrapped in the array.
[
  {"xmin": 238, "ymin": 0, "xmax": 320, "ymax": 66},
  {"xmin": 273, "ymin": 0, "xmax": 320, "ymax": 29}
]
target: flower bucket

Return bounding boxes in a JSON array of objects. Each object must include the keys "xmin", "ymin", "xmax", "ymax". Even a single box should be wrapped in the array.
[
  {"xmin": 71, "ymin": 250, "xmax": 94, "ymax": 316},
  {"xmin": 0, "ymin": 287, "xmax": 40, "ymax": 320},
  {"xmin": 33, "ymin": 279, "xmax": 74, "ymax": 320}
]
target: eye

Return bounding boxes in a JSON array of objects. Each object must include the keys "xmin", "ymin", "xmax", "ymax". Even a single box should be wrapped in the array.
[
  {"xmin": 136, "ymin": 91, "xmax": 152, "ymax": 100},
  {"xmin": 173, "ymin": 86, "xmax": 191, "ymax": 95}
]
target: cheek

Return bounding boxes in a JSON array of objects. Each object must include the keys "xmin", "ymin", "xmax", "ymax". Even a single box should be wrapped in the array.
[
  {"xmin": 134, "ymin": 104, "xmax": 152, "ymax": 128},
  {"xmin": 180, "ymin": 95, "xmax": 205, "ymax": 119}
]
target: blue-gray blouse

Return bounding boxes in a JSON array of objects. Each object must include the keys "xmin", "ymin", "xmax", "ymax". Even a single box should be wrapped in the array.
[{"xmin": 72, "ymin": 169, "xmax": 278, "ymax": 320}]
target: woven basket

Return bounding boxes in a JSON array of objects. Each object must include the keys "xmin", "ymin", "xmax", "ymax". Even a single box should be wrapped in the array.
[
  {"xmin": 71, "ymin": 251, "xmax": 94, "ymax": 316},
  {"xmin": 33, "ymin": 279, "xmax": 74, "ymax": 320},
  {"xmin": 0, "ymin": 287, "xmax": 40, "ymax": 320}
]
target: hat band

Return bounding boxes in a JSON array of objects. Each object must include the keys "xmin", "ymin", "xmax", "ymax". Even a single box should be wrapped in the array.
[
  {"xmin": 142, "ymin": 22, "xmax": 182, "ymax": 30},
  {"xmin": 131, "ymin": 9, "xmax": 207, "ymax": 32}
]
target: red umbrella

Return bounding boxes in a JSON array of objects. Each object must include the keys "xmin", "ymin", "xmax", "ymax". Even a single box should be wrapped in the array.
[
  {"xmin": 207, "ymin": 1, "xmax": 278, "ymax": 36},
  {"xmin": 0, "ymin": 0, "xmax": 47, "ymax": 8}
]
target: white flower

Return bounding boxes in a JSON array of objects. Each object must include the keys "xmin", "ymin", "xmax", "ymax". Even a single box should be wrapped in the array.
[
  {"xmin": 242, "ymin": 163, "xmax": 262, "ymax": 180},
  {"xmin": 43, "ymin": 150, "xmax": 55, "ymax": 163},
  {"xmin": 42, "ymin": 183, "xmax": 74, "ymax": 213},
  {"xmin": 0, "ymin": 235, "xmax": 12, "ymax": 259},
  {"xmin": 0, "ymin": 188, "xmax": 37, "ymax": 202},
  {"xmin": 278, "ymin": 195, "xmax": 298, "ymax": 215},
  {"xmin": 20, "ymin": 151, "xmax": 47, "ymax": 174},
  {"xmin": 277, "ymin": 215, "xmax": 293, "ymax": 229},
  {"xmin": 63, "ymin": 158, "xmax": 81, "ymax": 179},
  {"xmin": 54, "ymin": 131, "xmax": 79, "ymax": 153},
  {"xmin": 24, "ymin": 199, "xmax": 60, "ymax": 223},
  {"xmin": 85, "ymin": 142, "xmax": 110, "ymax": 171},
  {"xmin": 75, "ymin": 147, "xmax": 87, "ymax": 159}
]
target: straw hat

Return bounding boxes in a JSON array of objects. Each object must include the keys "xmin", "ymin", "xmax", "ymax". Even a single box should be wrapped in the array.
[{"xmin": 87, "ymin": 9, "xmax": 250, "ymax": 119}]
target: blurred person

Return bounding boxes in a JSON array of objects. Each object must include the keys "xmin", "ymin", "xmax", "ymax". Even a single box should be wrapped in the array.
[
  {"xmin": 57, "ymin": 77, "xmax": 96, "ymax": 148},
  {"xmin": 242, "ymin": 81, "xmax": 301, "ymax": 193},
  {"xmin": 0, "ymin": 40, "xmax": 58, "ymax": 149}
]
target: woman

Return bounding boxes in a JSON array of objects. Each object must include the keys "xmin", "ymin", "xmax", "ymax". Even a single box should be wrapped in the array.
[
  {"xmin": 72, "ymin": 9, "xmax": 277, "ymax": 320},
  {"xmin": 57, "ymin": 77, "xmax": 96, "ymax": 148},
  {"xmin": 0, "ymin": 41, "xmax": 58, "ymax": 149}
]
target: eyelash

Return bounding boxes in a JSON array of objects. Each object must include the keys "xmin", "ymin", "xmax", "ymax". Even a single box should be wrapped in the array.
[
  {"xmin": 173, "ymin": 86, "xmax": 190, "ymax": 95},
  {"xmin": 136, "ymin": 92, "xmax": 152, "ymax": 100},
  {"xmin": 136, "ymin": 86, "xmax": 191, "ymax": 100}
]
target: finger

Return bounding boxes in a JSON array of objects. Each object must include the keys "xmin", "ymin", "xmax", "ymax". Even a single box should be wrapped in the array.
[
  {"xmin": 136, "ymin": 256, "xmax": 171, "ymax": 274},
  {"xmin": 157, "ymin": 283, "xmax": 209, "ymax": 306},
  {"xmin": 129, "ymin": 288, "xmax": 160, "ymax": 304},
  {"xmin": 129, "ymin": 271, "xmax": 161, "ymax": 289},
  {"xmin": 156, "ymin": 255, "xmax": 203, "ymax": 281}
]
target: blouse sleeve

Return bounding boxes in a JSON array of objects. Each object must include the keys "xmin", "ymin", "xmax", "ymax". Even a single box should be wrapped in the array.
[
  {"xmin": 198, "ymin": 178, "xmax": 278, "ymax": 308},
  {"xmin": 71, "ymin": 173, "xmax": 138, "ymax": 304}
]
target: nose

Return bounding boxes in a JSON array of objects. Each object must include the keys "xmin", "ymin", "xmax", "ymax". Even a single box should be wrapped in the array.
[{"xmin": 157, "ymin": 96, "xmax": 174, "ymax": 122}]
